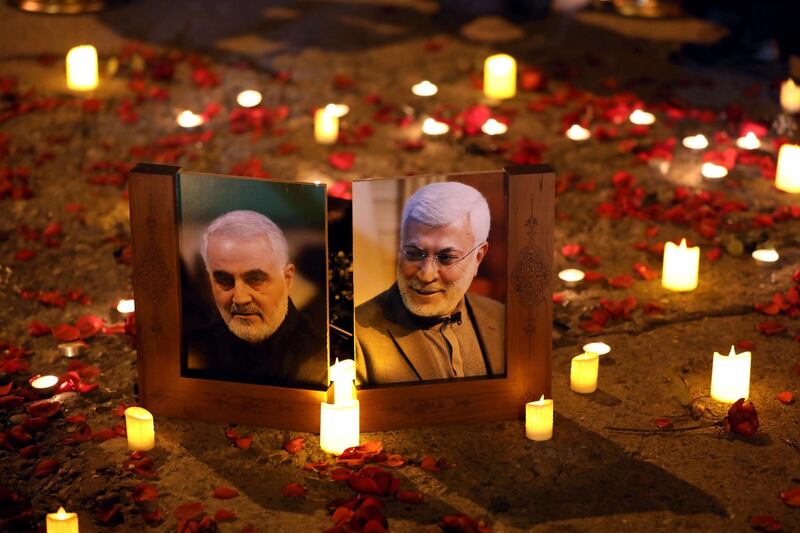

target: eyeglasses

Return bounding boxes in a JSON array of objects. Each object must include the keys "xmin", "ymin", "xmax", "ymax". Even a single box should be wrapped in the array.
[{"xmin": 399, "ymin": 241, "xmax": 485, "ymax": 268}]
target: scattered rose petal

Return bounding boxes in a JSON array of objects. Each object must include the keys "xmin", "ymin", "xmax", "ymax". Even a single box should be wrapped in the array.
[
  {"xmin": 283, "ymin": 436, "xmax": 304, "ymax": 454},
  {"xmin": 329, "ymin": 152, "xmax": 355, "ymax": 171},
  {"xmin": 26, "ymin": 400, "xmax": 61, "ymax": 418},
  {"xmin": 749, "ymin": 515, "xmax": 782, "ymax": 532},
  {"xmin": 33, "ymin": 458, "xmax": 59, "ymax": 477},
  {"xmin": 780, "ymin": 487, "xmax": 800, "ymax": 507},
  {"xmin": 282, "ymin": 482, "xmax": 308, "ymax": 498},
  {"xmin": 395, "ymin": 490, "xmax": 424, "ymax": 504},
  {"xmin": 174, "ymin": 502, "xmax": 205, "ymax": 521},
  {"xmin": 777, "ymin": 391, "xmax": 793, "ymax": 405},
  {"xmin": 214, "ymin": 508, "xmax": 237, "ymax": 522},
  {"xmin": 212, "ymin": 486, "xmax": 238, "ymax": 500}
]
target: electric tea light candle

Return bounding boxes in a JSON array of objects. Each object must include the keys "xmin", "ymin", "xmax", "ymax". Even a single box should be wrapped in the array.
[
  {"xmin": 481, "ymin": 118, "xmax": 507, "ymax": 136},
  {"xmin": 566, "ymin": 124, "xmax": 590, "ymax": 141},
  {"xmin": 314, "ymin": 105, "xmax": 339, "ymax": 145},
  {"xmin": 752, "ymin": 248, "xmax": 780, "ymax": 266},
  {"xmin": 582, "ymin": 342, "xmax": 610, "ymax": 356},
  {"xmin": 236, "ymin": 89, "xmax": 262, "ymax": 108},
  {"xmin": 483, "ymin": 54, "xmax": 516, "ymax": 100},
  {"xmin": 66, "ymin": 45, "xmax": 98, "ymax": 91},
  {"xmin": 320, "ymin": 359, "xmax": 359, "ymax": 454},
  {"xmin": 710, "ymin": 346, "xmax": 751, "ymax": 403},
  {"xmin": 629, "ymin": 109, "xmax": 655, "ymax": 125},
  {"xmin": 701, "ymin": 162, "xmax": 728, "ymax": 180},
  {"xmin": 412, "ymin": 80, "xmax": 438, "ymax": 97},
  {"xmin": 570, "ymin": 351, "xmax": 599, "ymax": 394},
  {"xmin": 736, "ymin": 132, "xmax": 761, "ymax": 150},
  {"xmin": 30, "ymin": 375, "xmax": 59, "ymax": 396},
  {"xmin": 177, "ymin": 110, "xmax": 204, "ymax": 129},
  {"xmin": 558, "ymin": 268, "xmax": 585, "ymax": 288},
  {"xmin": 116, "ymin": 299, "xmax": 135, "ymax": 315},
  {"xmin": 682, "ymin": 134, "xmax": 708, "ymax": 150},
  {"xmin": 525, "ymin": 395, "xmax": 553, "ymax": 441},
  {"xmin": 47, "ymin": 507, "xmax": 78, "ymax": 533},
  {"xmin": 422, "ymin": 117, "xmax": 449, "ymax": 136},
  {"xmin": 124, "ymin": 406, "xmax": 155, "ymax": 451},
  {"xmin": 781, "ymin": 78, "xmax": 800, "ymax": 114},
  {"xmin": 775, "ymin": 144, "xmax": 800, "ymax": 193},
  {"xmin": 662, "ymin": 239, "xmax": 699, "ymax": 292}
]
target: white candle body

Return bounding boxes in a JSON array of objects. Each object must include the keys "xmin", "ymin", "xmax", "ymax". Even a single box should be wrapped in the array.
[
  {"xmin": 629, "ymin": 110, "xmax": 655, "ymax": 125},
  {"xmin": 558, "ymin": 268, "xmax": 584, "ymax": 287},
  {"xmin": 661, "ymin": 239, "xmax": 699, "ymax": 292},
  {"xmin": 710, "ymin": 347, "xmax": 751, "ymax": 403},
  {"xmin": 483, "ymin": 54, "xmax": 516, "ymax": 100},
  {"xmin": 422, "ymin": 118, "xmax": 449, "ymax": 136},
  {"xmin": 736, "ymin": 132, "xmax": 761, "ymax": 150},
  {"xmin": 570, "ymin": 352, "xmax": 599, "ymax": 394},
  {"xmin": 330, "ymin": 359, "xmax": 356, "ymax": 404},
  {"xmin": 237, "ymin": 90, "xmax": 262, "ymax": 108},
  {"xmin": 314, "ymin": 108, "xmax": 339, "ymax": 144},
  {"xmin": 682, "ymin": 134, "xmax": 708, "ymax": 150},
  {"xmin": 320, "ymin": 400, "xmax": 360, "ymax": 454},
  {"xmin": 701, "ymin": 162, "xmax": 728, "ymax": 179},
  {"xmin": 781, "ymin": 79, "xmax": 800, "ymax": 114},
  {"xmin": 66, "ymin": 45, "xmax": 98, "ymax": 91},
  {"xmin": 525, "ymin": 397, "xmax": 553, "ymax": 441},
  {"xmin": 775, "ymin": 144, "xmax": 800, "ymax": 193},
  {"xmin": 566, "ymin": 124, "xmax": 590, "ymax": 141},
  {"xmin": 46, "ymin": 507, "xmax": 79, "ymax": 533},
  {"xmin": 124, "ymin": 406, "xmax": 155, "ymax": 451},
  {"xmin": 582, "ymin": 342, "xmax": 610, "ymax": 356},
  {"xmin": 412, "ymin": 81, "xmax": 438, "ymax": 97}
]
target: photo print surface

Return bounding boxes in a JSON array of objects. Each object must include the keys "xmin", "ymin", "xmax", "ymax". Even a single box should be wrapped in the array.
[{"xmin": 177, "ymin": 173, "xmax": 328, "ymax": 389}]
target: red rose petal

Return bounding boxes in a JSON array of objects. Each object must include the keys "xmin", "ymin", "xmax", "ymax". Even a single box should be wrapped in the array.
[
  {"xmin": 560, "ymin": 243, "xmax": 583, "ymax": 257},
  {"xmin": 655, "ymin": 418, "xmax": 673, "ymax": 429},
  {"xmin": 777, "ymin": 391, "xmax": 793, "ymax": 405},
  {"xmin": 395, "ymin": 490, "xmax": 424, "ymax": 504},
  {"xmin": 282, "ymin": 436, "xmax": 304, "ymax": 454},
  {"xmin": 780, "ymin": 487, "xmax": 800, "ymax": 507},
  {"xmin": 347, "ymin": 475, "xmax": 381, "ymax": 495},
  {"xmin": 174, "ymin": 502, "xmax": 205, "ymax": 521},
  {"xmin": 212, "ymin": 486, "xmax": 238, "ymax": 499},
  {"xmin": 420, "ymin": 456, "xmax": 440, "ymax": 472},
  {"xmin": 736, "ymin": 340, "xmax": 755, "ymax": 350},
  {"xmin": 0, "ymin": 383, "xmax": 12, "ymax": 396},
  {"xmin": 76, "ymin": 315, "xmax": 104, "ymax": 338},
  {"xmin": 53, "ymin": 324, "xmax": 81, "ymax": 342},
  {"xmin": 133, "ymin": 483, "xmax": 159, "ymax": 503},
  {"xmin": 281, "ymin": 482, "xmax": 308, "ymax": 498},
  {"xmin": 331, "ymin": 506, "xmax": 354, "ymax": 524},
  {"xmin": 608, "ymin": 275, "xmax": 634, "ymax": 289},
  {"xmin": 214, "ymin": 508, "xmax": 237, "ymax": 522},
  {"xmin": 26, "ymin": 400, "xmax": 61, "ymax": 418},
  {"xmin": 749, "ymin": 515, "xmax": 782, "ymax": 532},
  {"xmin": 33, "ymin": 458, "xmax": 59, "ymax": 478},
  {"xmin": 756, "ymin": 321, "xmax": 787, "ymax": 336},
  {"xmin": 27, "ymin": 320, "xmax": 51, "ymax": 337},
  {"xmin": 329, "ymin": 152, "xmax": 355, "ymax": 171}
]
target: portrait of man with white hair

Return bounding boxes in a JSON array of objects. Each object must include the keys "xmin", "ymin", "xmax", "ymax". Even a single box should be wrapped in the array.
[{"xmin": 355, "ymin": 181, "xmax": 505, "ymax": 385}]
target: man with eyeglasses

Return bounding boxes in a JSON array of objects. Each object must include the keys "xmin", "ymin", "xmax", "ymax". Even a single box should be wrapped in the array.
[{"xmin": 355, "ymin": 182, "xmax": 504, "ymax": 385}]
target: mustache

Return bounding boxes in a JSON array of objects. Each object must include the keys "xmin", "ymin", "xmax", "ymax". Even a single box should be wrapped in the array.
[
  {"xmin": 405, "ymin": 280, "xmax": 448, "ymax": 292},
  {"xmin": 229, "ymin": 302, "xmax": 263, "ymax": 317}
]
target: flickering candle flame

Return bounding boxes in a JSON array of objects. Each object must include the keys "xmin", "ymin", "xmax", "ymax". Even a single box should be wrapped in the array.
[
  {"xmin": 570, "ymin": 352, "xmax": 599, "ymax": 394},
  {"xmin": 422, "ymin": 117, "xmax": 449, "ymax": 136},
  {"xmin": 736, "ymin": 131, "xmax": 761, "ymax": 150},
  {"xmin": 558, "ymin": 268, "xmax": 585, "ymax": 287},
  {"xmin": 66, "ymin": 45, "xmax": 98, "ymax": 92},
  {"xmin": 751, "ymin": 248, "xmax": 779, "ymax": 265},
  {"xmin": 412, "ymin": 80, "xmax": 438, "ymax": 97},
  {"xmin": 483, "ymin": 53, "xmax": 516, "ymax": 100},
  {"xmin": 58, "ymin": 342, "xmax": 83, "ymax": 358},
  {"xmin": 661, "ymin": 239, "xmax": 699, "ymax": 292},
  {"xmin": 566, "ymin": 124, "xmax": 590, "ymax": 141},
  {"xmin": 330, "ymin": 358, "xmax": 356, "ymax": 405},
  {"xmin": 116, "ymin": 299, "xmax": 135, "ymax": 315},
  {"xmin": 775, "ymin": 144, "xmax": 800, "ymax": 193},
  {"xmin": 481, "ymin": 118, "xmax": 508, "ymax": 136},
  {"xmin": 177, "ymin": 110, "xmax": 205, "ymax": 129},
  {"xmin": 314, "ymin": 105, "xmax": 339, "ymax": 145},
  {"xmin": 46, "ymin": 506, "xmax": 78, "ymax": 533},
  {"xmin": 629, "ymin": 109, "xmax": 655, "ymax": 125},
  {"xmin": 780, "ymin": 78, "xmax": 800, "ymax": 114},
  {"xmin": 236, "ymin": 89, "xmax": 262, "ymax": 108},
  {"xmin": 525, "ymin": 394, "xmax": 553, "ymax": 441},
  {"xmin": 710, "ymin": 346, "xmax": 751, "ymax": 403},
  {"xmin": 582, "ymin": 342, "xmax": 611, "ymax": 356},
  {"xmin": 701, "ymin": 162, "xmax": 728, "ymax": 179},
  {"xmin": 327, "ymin": 103, "xmax": 350, "ymax": 118},
  {"xmin": 124, "ymin": 406, "xmax": 155, "ymax": 451},
  {"xmin": 682, "ymin": 134, "xmax": 708, "ymax": 150}
]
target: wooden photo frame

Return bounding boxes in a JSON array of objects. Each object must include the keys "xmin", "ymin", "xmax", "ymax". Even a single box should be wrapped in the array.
[{"xmin": 129, "ymin": 163, "xmax": 553, "ymax": 432}]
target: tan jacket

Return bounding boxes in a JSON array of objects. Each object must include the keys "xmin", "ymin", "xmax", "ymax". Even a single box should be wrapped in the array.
[{"xmin": 355, "ymin": 283, "xmax": 504, "ymax": 385}]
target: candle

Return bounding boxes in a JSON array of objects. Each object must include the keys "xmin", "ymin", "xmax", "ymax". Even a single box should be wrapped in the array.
[
  {"xmin": 558, "ymin": 268, "xmax": 585, "ymax": 287},
  {"xmin": 236, "ymin": 89, "xmax": 262, "ymax": 108},
  {"xmin": 775, "ymin": 144, "xmax": 800, "ymax": 193},
  {"xmin": 481, "ymin": 118, "xmax": 508, "ymax": 136},
  {"xmin": 124, "ymin": 406, "xmax": 155, "ymax": 451},
  {"xmin": 320, "ymin": 400, "xmax": 360, "ymax": 454},
  {"xmin": 314, "ymin": 106, "xmax": 339, "ymax": 145},
  {"xmin": 701, "ymin": 162, "xmax": 728, "ymax": 179},
  {"xmin": 116, "ymin": 299, "xmax": 135, "ymax": 315},
  {"xmin": 422, "ymin": 117, "xmax": 449, "ymax": 136},
  {"xmin": 752, "ymin": 248, "xmax": 779, "ymax": 266},
  {"xmin": 525, "ymin": 395, "xmax": 553, "ymax": 441},
  {"xmin": 710, "ymin": 346, "xmax": 751, "ymax": 403},
  {"xmin": 412, "ymin": 80, "xmax": 438, "ymax": 97},
  {"xmin": 629, "ymin": 109, "xmax": 655, "ymax": 125},
  {"xmin": 661, "ymin": 239, "xmax": 699, "ymax": 292},
  {"xmin": 177, "ymin": 110, "xmax": 205, "ymax": 129},
  {"xmin": 329, "ymin": 358, "xmax": 356, "ymax": 405},
  {"xmin": 735, "ymin": 131, "xmax": 761, "ymax": 150},
  {"xmin": 570, "ymin": 351, "xmax": 599, "ymax": 394},
  {"xmin": 682, "ymin": 134, "xmax": 708, "ymax": 150},
  {"xmin": 582, "ymin": 342, "xmax": 611, "ymax": 356},
  {"xmin": 780, "ymin": 78, "xmax": 800, "ymax": 114},
  {"xmin": 46, "ymin": 507, "xmax": 79, "ymax": 533},
  {"xmin": 483, "ymin": 54, "xmax": 516, "ymax": 100},
  {"xmin": 30, "ymin": 375, "xmax": 59, "ymax": 396},
  {"xmin": 58, "ymin": 342, "xmax": 83, "ymax": 358},
  {"xmin": 566, "ymin": 124, "xmax": 590, "ymax": 141},
  {"xmin": 66, "ymin": 45, "xmax": 98, "ymax": 92},
  {"xmin": 328, "ymin": 103, "xmax": 350, "ymax": 118}
]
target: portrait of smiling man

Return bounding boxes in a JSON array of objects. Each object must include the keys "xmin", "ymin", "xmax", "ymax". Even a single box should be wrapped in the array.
[
  {"xmin": 355, "ymin": 181, "xmax": 505, "ymax": 385},
  {"xmin": 183, "ymin": 209, "xmax": 327, "ymax": 388}
]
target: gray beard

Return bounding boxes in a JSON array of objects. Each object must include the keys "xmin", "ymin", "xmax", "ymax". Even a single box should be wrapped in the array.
[
  {"xmin": 396, "ymin": 265, "xmax": 473, "ymax": 318},
  {"xmin": 218, "ymin": 296, "xmax": 288, "ymax": 343}
]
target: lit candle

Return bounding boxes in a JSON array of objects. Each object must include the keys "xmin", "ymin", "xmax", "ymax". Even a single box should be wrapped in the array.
[
  {"xmin": 752, "ymin": 248, "xmax": 780, "ymax": 266},
  {"xmin": 682, "ymin": 134, "xmax": 708, "ymax": 150},
  {"xmin": 177, "ymin": 110, "xmax": 205, "ymax": 129},
  {"xmin": 710, "ymin": 346, "xmax": 751, "ymax": 403},
  {"xmin": 780, "ymin": 78, "xmax": 800, "ymax": 114},
  {"xmin": 736, "ymin": 131, "xmax": 761, "ymax": 150},
  {"xmin": 483, "ymin": 54, "xmax": 516, "ymax": 100},
  {"xmin": 30, "ymin": 375, "xmax": 59, "ymax": 396},
  {"xmin": 570, "ymin": 352, "xmax": 599, "ymax": 394},
  {"xmin": 116, "ymin": 299, "xmax": 135, "ymax": 315},
  {"xmin": 481, "ymin": 118, "xmax": 508, "ymax": 136},
  {"xmin": 701, "ymin": 162, "xmax": 728, "ymax": 179},
  {"xmin": 525, "ymin": 395, "xmax": 553, "ymax": 441},
  {"xmin": 558, "ymin": 268, "xmax": 585, "ymax": 288},
  {"xmin": 314, "ymin": 106, "xmax": 339, "ymax": 145},
  {"xmin": 58, "ymin": 342, "xmax": 83, "ymax": 358},
  {"xmin": 566, "ymin": 124, "xmax": 590, "ymax": 141},
  {"xmin": 46, "ymin": 506, "xmax": 79, "ymax": 533},
  {"xmin": 582, "ymin": 342, "xmax": 610, "ymax": 356},
  {"xmin": 327, "ymin": 103, "xmax": 350, "ymax": 118},
  {"xmin": 422, "ymin": 117, "xmax": 449, "ymax": 136},
  {"xmin": 775, "ymin": 144, "xmax": 800, "ymax": 193},
  {"xmin": 236, "ymin": 89, "xmax": 262, "ymax": 108},
  {"xmin": 661, "ymin": 239, "xmax": 699, "ymax": 292},
  {"xmin": 320, "ymin": 359, "xmax": 359, "ymax": 455},
  {"xmin": 66, "ymin": 45, "xmax": 98, "ymax": 92},
  {"xmin": 329, "ymin": 358, "xmax": 356, "ymax": 405},
  {"xmin": 629, "ymin": 109, "xmax": 655, "ymax": 125},
  {"xmin": 412, "ymin": 80, "xmax": 438, "ymax": 97},
  {"xmin": 124, "ymin": 406, "xmax": 155, "ymax": 451}
]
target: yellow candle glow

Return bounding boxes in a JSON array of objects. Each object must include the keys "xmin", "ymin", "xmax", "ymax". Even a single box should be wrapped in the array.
[
  {"xmin": 629, "ymin": 109, "xmax": 655, "ymax": 125},
  {"xmin": 327, "ymin": 103, "xmax": 350, "ymax": 118},
  {"xmin": 66, "ymin": 45, "xmax": 98, "ymax": 92},
  {"xmin": 314, "ymin": 106, "xmax": 339, "ymax": 145},
  {"xmin": 780, "ymin": 78, "xmax": 800, "ymax": 114},
  {"xmin": 412, "ymin": 80, "xmax": 438, "ymax": 97},
  {"xmin": 320, "ymin": 400, "xmax": 360, "ymax": 454},
  {"xmin": 481, "ymin": 118, "xmax": 507, "ymax": 136},
  {"xmin": 47, "ymin": 506, "xmax": 79, "ymax": 533},
  {"xmin": 525, "ymin": 395, "xmax": 553, "ymax": 441},
  {"xmin": 483, "ymin": 54, "xmax": 516, "ymax": 100},
  {"xmin": 330, "ymin": 358, "xmax": 356, "ymax": 405},
  {"xmin": 31, "ymin": 375, "xmax": 59, "ymax": 390},
  {"xmin": 422, "ymin": 117, "xmax": 449, "ymax": 136},
  {"xmin": 661, "ymin": 239, "xmax": 699, "ymax": 292},
  {"xmin": 752, "ymin": 248, "xmax": 780, "ymax": 266},
  {"xmin": 566, "ymin": 124, "xmax": 590, "ymax": 141},
  {"xmin": 116, "ymin": 299, "xmax": 135, "ymax": 315},
  {"xmin": 236, "ymin": 89, "xmax": 262, "ymax": 108},
  {"xmin": 177, "ymin": 110, "xmax": 205, "ymax": 129},
  {"xmin": 710, "ymin": 346, "xmax": 751, "ymax": 403},
  {"xmin": 58, "ymin": 342, "xmax": 83, "ymax": 358},
  {"xmin": 582, "ymin": 342, "xmax": 611, "ymax": 356},
  {"xmin": 701, "ymin": 162, "xmax": 728, "ymax": 179},
  {"xmin": 558, "ymin": 268, "xmax": 584, "ymax": 287},
  {"xmin": 570, "ymin": 351, "xmax": 599, "ymax": 394},
  {"xmin": 775, "ymin": 144, "xmax": 800, "ymax": 193},
  {"xmin": 124, "ymin": 406, "xmax": 155, "ymax": 451},
  {"xmin": 682, "ymin": 134, "xmax": 708, "ymax": 150},
  {"xmin": 736, "ymin": 132, "xmax": 761, "ymax": 150}
]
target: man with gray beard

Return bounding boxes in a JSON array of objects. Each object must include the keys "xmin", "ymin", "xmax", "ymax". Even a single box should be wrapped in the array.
[
  {"xmin": 183, "ymin": 210, "xmax": 327, "ymax": 388},
  {"xmin": 355, "ymin": 182, "xmax": 505, "ymax": 385}
]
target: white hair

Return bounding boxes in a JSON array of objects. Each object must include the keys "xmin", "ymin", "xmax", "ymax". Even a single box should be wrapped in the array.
[
  {"xmin": 200, "ymin": 210, "xmax": 289, "ymax": 269},
  {"xmin": 401, "ymin": 182, "xmax": 490, "ymax": 245}
]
